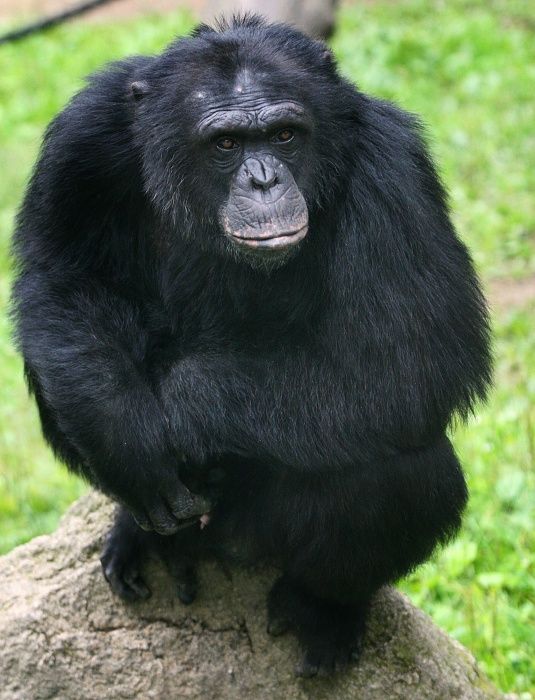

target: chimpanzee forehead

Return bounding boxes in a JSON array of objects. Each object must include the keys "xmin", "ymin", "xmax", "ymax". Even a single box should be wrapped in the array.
[
  {"xmin": 195, "ymin": 101, "xmax": 309, "ymax": 137},
  {"xmin": 189, "ymin": 68, "xmax": 310, "ymax": 136}
]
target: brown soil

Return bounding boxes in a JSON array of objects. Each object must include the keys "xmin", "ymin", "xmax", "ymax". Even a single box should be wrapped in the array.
[
  {"xmin": 487, "ymin": 275, "xmax": 535, "ymax": 312},
  {"xmin": 0, "ymin": 0, "xmax": 199, "ymax": 23}
]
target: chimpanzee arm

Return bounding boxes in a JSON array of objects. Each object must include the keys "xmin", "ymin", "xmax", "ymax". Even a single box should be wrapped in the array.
[
  {"xmin": 13, "ymin": 275, "xmax": 212, "ymax": 534},
  {"xmin": 155, "ymin": 311, "xmax": 483, "ymax": 473},
  {"xmin": 155, "ymin": 348, "xmax": 396, "ymax": 471},
  {"xmin": 9, "ymin": 58, "xmax": 214, "ymax": 534}
]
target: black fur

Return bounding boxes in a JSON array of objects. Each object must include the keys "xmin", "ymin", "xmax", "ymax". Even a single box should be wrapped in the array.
[{"xmin": 11, "ymin": 16, "xmax": 491, "ymax": 676}]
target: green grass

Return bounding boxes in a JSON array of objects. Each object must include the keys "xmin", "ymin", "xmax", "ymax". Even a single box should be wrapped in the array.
[{"xmin": 0, "ymin": 1, "xmax": 534, "ymax": 694}]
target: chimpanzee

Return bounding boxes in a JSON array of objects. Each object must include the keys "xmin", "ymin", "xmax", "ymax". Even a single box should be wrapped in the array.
[{"xmin": 12, "ymin": 16, "xmax": 491, "ymax": 677}]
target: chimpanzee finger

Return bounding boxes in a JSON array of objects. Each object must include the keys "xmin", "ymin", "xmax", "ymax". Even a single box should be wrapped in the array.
[
  {"xmin": 131, "ymin": 509, "xmax": 153, "ymax": 532},
  {"xmin": 166, "ymin": 490, "xmax": 212, "ymax": 521},
  {"xmin": 145, "ymin": 499, "xmax": 182, "ymax": 535},
  {"xmin": 122, "ymin": 568, "xmax": 151, "ymax": 600},
  {"xmin": 158, "ymin": 474, "xmax": 206, "ymax": 520}
]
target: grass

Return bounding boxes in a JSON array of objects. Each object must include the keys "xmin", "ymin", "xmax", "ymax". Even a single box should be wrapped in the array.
[{"xmin": 0, "ymin": 0, "xmax": 533, "ymax": 694}]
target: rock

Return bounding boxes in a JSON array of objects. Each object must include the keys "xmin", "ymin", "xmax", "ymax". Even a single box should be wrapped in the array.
[{"xmin": 0, "ymin": 491, "xmax": 504, "ymax": 700}]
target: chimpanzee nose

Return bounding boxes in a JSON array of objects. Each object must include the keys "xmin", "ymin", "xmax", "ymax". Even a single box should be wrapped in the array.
[{"xmin": 244, "ymin": 157, "xmax": 278, "ymax": 191}]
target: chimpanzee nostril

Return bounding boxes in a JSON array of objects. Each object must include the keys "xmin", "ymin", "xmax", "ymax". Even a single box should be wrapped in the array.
[
  {"xmin": 245, "ymin": 157, "xmax": 278, "ymax": 191},
  {"xmin": 252, "ymin": 175, "xmax": 277, "ymax": 190}
]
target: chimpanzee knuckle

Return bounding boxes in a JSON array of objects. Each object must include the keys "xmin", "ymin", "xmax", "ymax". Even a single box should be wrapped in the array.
[
  {"xmin": 133, "ymin": 516, "xmax": 153, "ymax": 532},
  {"xmin": 150, "ymin": 518, "xmax": 180, "ymax": 536},
  {"xmin": 168, "ymin": 503, "xmax": 193, "ymax": 521},
  {"xmin": 188, "ymin": 493, "xmax": 212, "ymax": 515},
  {"xmin": 157, "ymin": 523, "xmax": 181, "ymax": 536},
  {"xmin": 166, "ymin": 486, "xmax": 194, "ymax": 516},
  {"xmin": 168, "ymin": 491, "xmax": 211, "ymax": 520},
  {"xmin": 128, "ymin": 504, "xmax": 152, "ymax": 531},
  {"xmin": 145, "ymin": 504, "xmax": 179, "ymax": 535}
]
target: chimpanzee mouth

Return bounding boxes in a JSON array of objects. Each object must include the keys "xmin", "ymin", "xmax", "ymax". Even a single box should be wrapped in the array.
[{"xmin": 229, "ymin": 224, "xmax": 308, "ymax": 250}]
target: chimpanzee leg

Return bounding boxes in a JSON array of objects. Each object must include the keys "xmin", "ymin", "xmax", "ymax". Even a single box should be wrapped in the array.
[
  {"xmin": 265, "ymin": 436, "xmax": 467, "ymax": 676},
  {"xmin": 267, "ymin": 575, "xmax": 367, "ymax": 677},
  {"xmin": 153, "ymin": 526, "xmax": 201, "ymax": 605},
  {"xmin": 101, "ymin": 505, "xmax": 202, "ymax": 603},
  {"xmin": 101, "ymin": 506, "xmax": 153, "ymax": 602}
]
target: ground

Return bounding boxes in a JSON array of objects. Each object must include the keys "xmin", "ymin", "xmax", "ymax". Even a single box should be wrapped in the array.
[
  {"xmin": 0, "ymin": 0, "xmax": 200, "ymax": 24},
  {"xmin": 489, "ymin": 276, "xmax": 535, "ymax": 311}
]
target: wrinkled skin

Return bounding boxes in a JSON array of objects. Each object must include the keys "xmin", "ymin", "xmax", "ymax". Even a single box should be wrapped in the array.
[
  {"xmin": 12, "ymin": 16, "xmax": 491, "ymax": 677},
  {"xmin": 196, "ymin": 96, "xmax": 311, "ymax": 266},
  {"xmin": 221, "ymin": 155, "xmax": 308, "ymax": 252}
]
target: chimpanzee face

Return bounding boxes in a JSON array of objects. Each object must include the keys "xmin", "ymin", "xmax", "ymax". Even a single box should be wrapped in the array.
[
  {"xmin": 132, "ymin": 28, "xmax": 341, "ymax": 268},
  {"xmin": 193, "ymin": 89, "xmax": 310, "ymax": 259}
]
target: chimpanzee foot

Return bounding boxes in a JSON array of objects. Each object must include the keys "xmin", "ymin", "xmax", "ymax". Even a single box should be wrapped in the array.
[
  {"xmin": 100, "ymin": 507, "xmax": 151, "ymax": 602},
  {"xmin": 267, "ymin": 575, "xmax": 368, "ymax": 677},
  {"xmin": 101, "ymin": 549, "xmax": 151, "ymax": 602},
  {"xmin": 156, "ymin": 530, "xmax": 200, "ymax": 605},
  {"xmin": 165, "ymin": 556, "xmax": 198, "ymax": 605}
]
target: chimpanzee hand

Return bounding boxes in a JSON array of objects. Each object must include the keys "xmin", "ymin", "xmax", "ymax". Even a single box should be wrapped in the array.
[{"xmin": 117, "ymin": 467, "xmax": 211, "ymax": 536}]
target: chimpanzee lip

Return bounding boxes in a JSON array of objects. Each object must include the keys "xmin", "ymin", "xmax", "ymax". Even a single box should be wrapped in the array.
[{"xmin": 229, "ymin": 224, "xmax": 308, "ymax": 249}]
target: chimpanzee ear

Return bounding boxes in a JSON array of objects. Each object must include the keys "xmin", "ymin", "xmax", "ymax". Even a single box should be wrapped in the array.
[
  {"xmin": 130, "ymin": 80, "xmax": 150, "ymax": 101},
  {"xmin": 322, "ymin": 48, "xmax": 334, "ymax": 64},
  {"xmin": 314, "ymin": 41, "xmax": 335, "ymax": 67}
]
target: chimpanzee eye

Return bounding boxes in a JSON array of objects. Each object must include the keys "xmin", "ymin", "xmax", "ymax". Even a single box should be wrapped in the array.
[
  {"xmin": 274, "ymin": 128, "xmax": 294, "ymax": 143},
  {"xmin": 217, "ymin": 137, "xmax": 239, "ymax": 151}
]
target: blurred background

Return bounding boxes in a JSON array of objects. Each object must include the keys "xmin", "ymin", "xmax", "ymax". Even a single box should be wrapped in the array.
[{"xmin": 0, "ymin": 0, "xmax": 533, "ymax": 695}]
